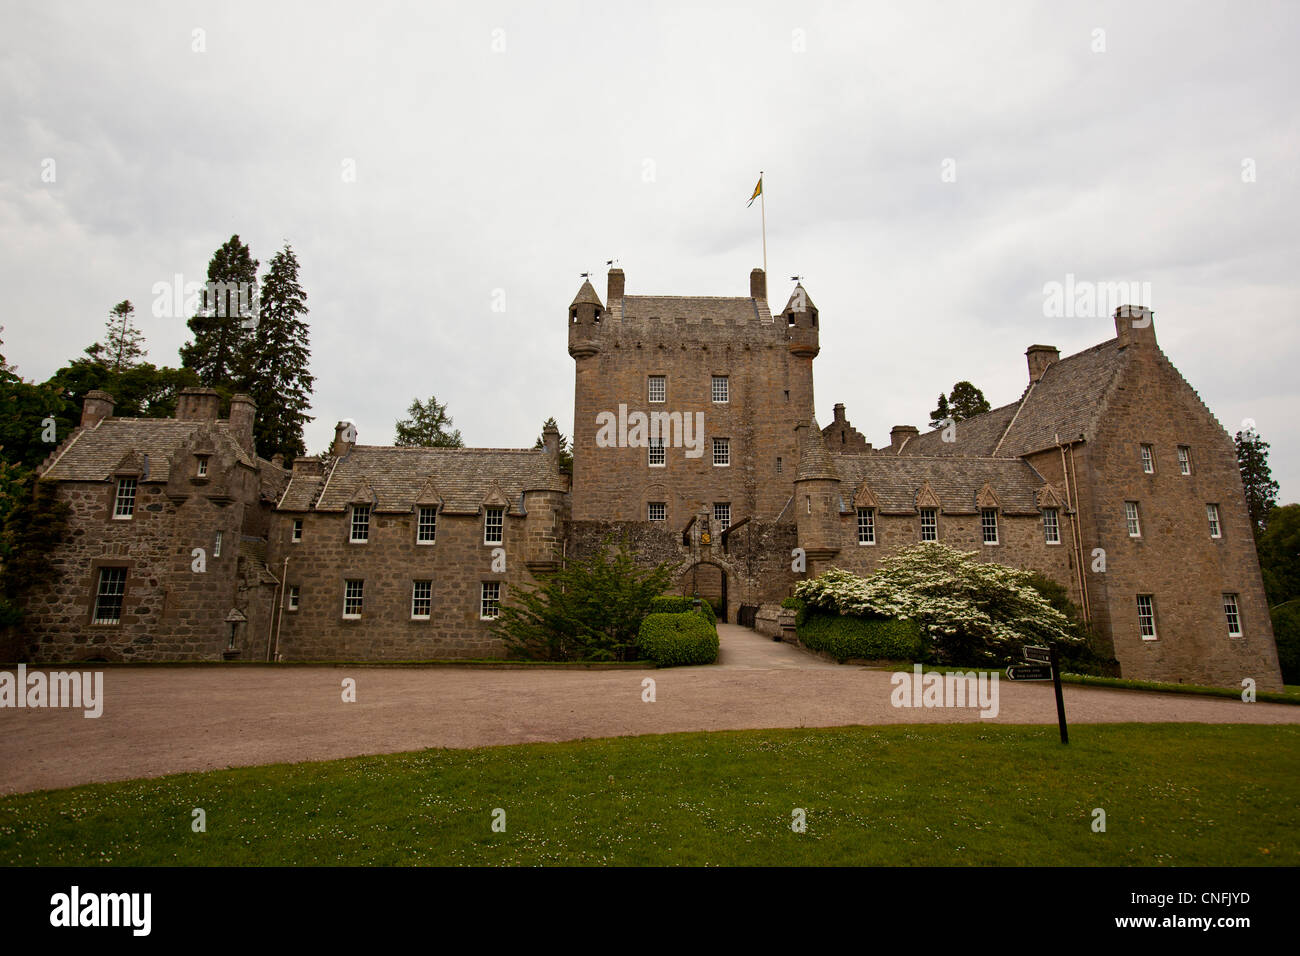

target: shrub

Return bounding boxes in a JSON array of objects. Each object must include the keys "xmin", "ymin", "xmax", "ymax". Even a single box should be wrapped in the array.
[
  {"xmin": 797, "ymin": 610, "xmax": 921, "ymax": 662},
  {"xmin": 1272, "ymin": 601, "xmax": 1300, "ymax": 685},
  {"xmin": 647, "ymin": 595, "xmax": 717, "ymax": 627},
  {"xmin": 637, "ymin": 612, "xmax": 719, "ymax": 667},
  {"xmin": 780, "ymin": 596, "xmax": 804, "ymax": 611}
]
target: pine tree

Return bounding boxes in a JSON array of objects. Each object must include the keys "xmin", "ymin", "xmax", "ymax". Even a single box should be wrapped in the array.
[
  {"xmin": 533, "ymin": 416, "xmax": 573, "ymax": 471},
  {"xmin": 394, "ymin": 396, "xmax": 463, "ymax": 447},
  {"xmin": 243, "ymin": 244, "xmax": 314, "ymax": 460},
  {"xmin": 929, "ymin": 393, "xmax": 952, "ymax": 429},
  {"xmin": 1236, "ymin": 427, "xmax": 1279, "ymax": 536},
  {"xmin": 180, "ymin": 235, "xmax": 258, "ymax": 388},
  {"xmin": 84, "ymin": 300, "xmax": 146, "ymax": 373}
]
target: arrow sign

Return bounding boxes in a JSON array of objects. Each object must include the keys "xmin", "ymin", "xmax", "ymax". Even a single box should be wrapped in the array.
[
  {"xmin": 1006, "ymin": 663, "xmax": 1052, "ymax": 681},
  {"xmin": 1023, "ymin": 646, "xmax": 1051, "ymax": 664}
]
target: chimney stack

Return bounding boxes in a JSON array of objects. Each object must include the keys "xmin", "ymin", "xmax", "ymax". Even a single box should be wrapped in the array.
[
  {"xmin": 291, "ymin": 457, "xmax": 323, "ymax": 476},
  {"xmin": 176, "ymin": 387, "xmax": 221, "ymax": 421},
  {"xmin": 542, "ymin": 422, "xmax": 560, "ymax": 460},
  {"xmin": 271, "ymin": 453, "xmax": 285, "ymax": 470},
  {"xmin": 1025, "ymin": 344, "xmax": 1060, "ymax": 383},
  {"xmin": 607, "ymin": 267, "xmax": 625, "ymax": 302},
  {"xmin": 228, "ymin": 394, "xmax": 256, "ymax": 454},
  {"xmin": 833, "ymin": 403, "xmax": 846, "ymax": 423},
  {"xmin": 80, "ymin": 389, "xmax": 116, "ymax": 427},
  {"xmin": 332, "ymin": 420, "xmax": 357, "ymax": 458},
  {"xmin": 890, "ymin": 425, "xmax": 919, "ymax": 451},
  {"xmin": 750, "ymin": 268, "xmax": 767, "ymax": 300},
  {"xmin": 1114, "ymin": 305, "xmax": 1155, "ymax": 349}
]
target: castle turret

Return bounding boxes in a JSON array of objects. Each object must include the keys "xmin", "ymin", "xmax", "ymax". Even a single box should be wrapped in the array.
[
  {"xmin": 793, "ymin": 421, "xmax": 841, "ymax": 568},
  {"xmin": 782, "ymin": 282, "xmax": 819, "ymax": 358},
  {"xmin": 567, "ymin": 277, "xmax": 605, "ymax": 359}
]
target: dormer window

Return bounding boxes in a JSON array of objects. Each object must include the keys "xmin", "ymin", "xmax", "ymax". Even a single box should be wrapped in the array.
[
  {"xmin": 196, "ymin": 456, "xmax": 209, "ymax": 478},
  {"xmin": 113, "ymin": 477, "xmax": 137, "ymax": 519},
  {"xmin": 350, "ymin": 504, "xmax": 370, "ymax": 543}
]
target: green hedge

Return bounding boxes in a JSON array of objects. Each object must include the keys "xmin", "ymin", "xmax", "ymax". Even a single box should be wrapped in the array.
[
  {"xmin": 797, "ymin": 610, "xmax": 921, "ymax": 662},
  {"xmin": 637, "ymin": 612, "xmax": 720, "ymax": 667},
  {"xmin": 648, "ymin": 596, "xmax": 717, "ymax": 627}
]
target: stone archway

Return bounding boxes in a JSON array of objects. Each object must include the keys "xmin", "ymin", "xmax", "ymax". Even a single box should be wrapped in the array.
[{"xmin": 678, "ymin": 562, "xmax": 727, "ymax": 623}]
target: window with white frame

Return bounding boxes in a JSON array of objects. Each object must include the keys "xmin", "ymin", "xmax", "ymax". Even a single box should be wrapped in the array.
[
  {"xmin": 1207, "ymin": 503, "xmax": 1221, "ymax": 538},
  {"xmin": 1140, "ymin": 443, "xmax": 1154, "ymax": 474},
  {"xmin": 711, "ymin": 375, "xmax": 729, "ymax": 404},
  {"xmin": 1137, "ymin": 594, "xmax": 1157, "ymax": 639},
  {"xmin": 1043, "ymin": 507, "xmax": 1060, "ymax": 544},
  {"xmin": 481, "ymin": 581, "xmax": 501, "ymax": 619},
  {"xmin": 417, "ymin": 506, "xmax": 438, "ymax": 543},
  {"xmin": 1177, "ymin": 446, "xmax": 1192, "ymax": 475},
  {"xmin": 920, "ymin": 508, "xmax": 937, "ymax": 541},
  {"xmin": 292, "ymin": 518, "xmax": 303, "ymax": 542},
  {"xmin": 981, "ymin": 508, "xmax": 999, "ymax": 545},
  {"xmin": 648, "ymin": 375, "xmax": 666, "ymax": 403},
  {"xmin": 343, "ymin": 580, "xmax": 364, "ymax": 618},
  {"xmin": 857, "ymin": 507, "xmax": 875, "ymax": 545},
  {"xmin": 411, "ymin": 580, "xmax": 432, "ymax": 620},
  {"xmin": 196, "ymin": 455, "xmax": 208, "ymax": 478},
  {"xmin": 713, "ymin": 437, "xmax": 730, "ymax": 467},
  {"xmin": 92, "ymin": 567, "xmax": 127, "ymax": 624},
  {"xmin": 714, "ymin": 502, "xmax": 730, "ymax": 530},
  {"xmin": 1125, "ymin": 501, "xmax": 1141, "ymax": 537},
  {"xmin": 287, "ymin": 585, "xmax": 300, "ymax": 611},
  {"xmin": 350, "ymin": 504, "xmax": 370, "ymax": 542},
  {"xmin": 484, "ymin": 507, "xmax": 504, "ymax": 544},
  {"xmin": 214, "ymin": 531, "xmax": 222, "ymax": 557},
  {"xmin": 648, "ymin": 436, "xmax": 665, "ymax": 467},
  {"xmin": 113, "ymin": 477, "xmax": 137, "ymax": 519},
  {"xmin": 648, "ymin": 502, "xmax": 666, "ymax": 522},
  {"xmin": 1223, "ymin": 593, "xmax": 1242, "ymax": 636}
]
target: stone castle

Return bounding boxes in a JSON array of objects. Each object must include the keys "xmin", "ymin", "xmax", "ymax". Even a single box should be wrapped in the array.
[{"xmin": 21, "ymin": 266, "xmax": 1283, "ymax": 690}]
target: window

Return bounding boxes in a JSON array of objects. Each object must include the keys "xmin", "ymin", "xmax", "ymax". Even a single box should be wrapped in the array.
[
  {"xmin": 113, "ymin": 477, "xmax": 137, "ymax": 519},
  {"xmin": 1136, "ymin": 594, "xmax": 1157, "ymax": 639},
  {"xmin": 1177, "ymin": 446, "xmax": 1192, "ymax": 475},
  {"xmin": 648, "ymin": 375, "xmax": 666, "ymax": 403},
  {"xmin": 343, "ymin": 580, "xmax": 364, "ymax": 618},
  {"xmin": 481, "ymin": 581, "xmax": 501, "ymax": 619},
  {"xmin": 714, "ymin": 502, "xmax": 730, "ymax": 530},
  {"xmin": 711, "ymin": 375, "xmax": 729, "ymax": 404},
  {"xmin": 92, "ymin": 567, "xmax": 127, "ymax": 624},
  {"xmin": 783, "ymin": 390, "xmax": 790, "ymax": 402},
  {"xmin": 484, "ymin": 507, "xmax": 504, "ymax": 544},
  {"xmin": 196, "ymin": 456, "xmax": 208, "ymax": 478},
  {"xmin": 1223, "ymin": 594, "xmax": 1242, "ymax": 637},
  {"xmin": 648, "ymin": 502, "xmax": 666, "ymax": 522},
  {"xmin": 1125, "ymin": 501, "xmax": 1141, "ymax": 537},
  {"xmin": 287, "ymin": 585, "xmax": 300, "ymax": 611},
  {"xmin": 857, "ymin": 507, "xmax": 875, "ymax": 545},
  {"xmin": 713, "ymin": 437, "xmax": 730, "ymax": 467},
  {"xmin": 920, "ymin": 508, "xmax": 937, "ymax": 541},
  {"xmin": 1140, "ymin": 444, "xmax": 1154, "ymax": 474},
  {"xmin": 648, "ymin": 436, "xmax": 665, "ymax": 467},
  {"xmin": 417, "ymin": 506, "xmax": 438, "ymax": 544},
  {"xmin": 350, "ymin": 504, "xmax": 370, "ymax": 542},
  {"xmin": 1206, "ymin": 503, "xmax": 1221, "ymax": 538},
  {"xmin": 981, "ymin": 508, "xmax": 999, "ymax": 545},
  {"xmin": 776, "ymin": 456, "xmax": 783, "ymax": 474},
  {"xmin": 214, "ymin": 531, "xmax": 223, "ymax": 557},
  {"xmin": 1043, "ymin": 507, "xmax": 1061, "ymax": 544},
  {"xmin": 292, "ymin": 519, "xmax": 303, "ymax": 542},
  {"xmin": 412, "ymin": 580, "xmax": 432, "ymax": 620}
]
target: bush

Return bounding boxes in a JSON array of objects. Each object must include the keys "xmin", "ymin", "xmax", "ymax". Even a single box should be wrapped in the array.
[
  {"xmin": 637, "ymin": 612, "xmax": 719, "ymax": 667},
  {"xmin": 797, "ymin": 610, "xmax": 921, "ymax": 663},
  {"xmin": 780, "ymin": 596, "xmax": 804, "ymax": 611},
  {"xmin": 1272, "ymin": 602, "xmax": 1300, "ymax": 685},
  {"xmin": 647, "ymin": 595, "xmax": 717, "ymax": 627}
]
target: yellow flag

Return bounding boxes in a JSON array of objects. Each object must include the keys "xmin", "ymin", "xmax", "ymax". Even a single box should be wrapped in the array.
[{"xmin": 747, "ymin": 176, "xmax": 762, "ymax": 207}]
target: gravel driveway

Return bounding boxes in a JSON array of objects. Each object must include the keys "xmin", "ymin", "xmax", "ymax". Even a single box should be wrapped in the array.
[{"xmin": 1, "ymin": 624, "xmax": 1295, "ymax": 795}]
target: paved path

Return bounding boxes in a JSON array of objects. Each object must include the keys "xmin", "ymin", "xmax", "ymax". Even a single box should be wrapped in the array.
[{"xmin": 1, "ymin": 623, "xmax": 1295, "ymax": 795}]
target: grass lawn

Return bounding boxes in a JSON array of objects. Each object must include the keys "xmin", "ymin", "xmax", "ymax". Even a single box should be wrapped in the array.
[{"xmin": 1, "ymin": 724, "xmax": 1295, "ymax": 866}]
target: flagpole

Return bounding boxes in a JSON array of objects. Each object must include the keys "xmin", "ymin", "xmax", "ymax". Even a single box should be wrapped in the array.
[{"xmin": 759, "ymin": 170, "xmax": 767, "ymax": 279}]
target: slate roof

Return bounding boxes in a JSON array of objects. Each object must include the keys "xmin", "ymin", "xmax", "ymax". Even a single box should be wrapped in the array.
[
  {"xmin": 40, "ymin": 418, "xmax": 256, "ymax": 481},
  {"xmin": 898, "ymin": 338, "xmax": 1127, "ymax": 458},
  {"xmin": 833, "ymin": 454, "xmax": 1050, "ymax": 515},
  {"xmin": 238, "ymin": 536, "xmax": 281, "ymax": 585},
  {"xmin": 796, "ymin": 421, "xmax": 840, "ymax": 480},
  {"xmin": 617, "ymin": 295, "xmax": 762, "ymax": 324},
  {"xmin": 287, "ymin": 446, "xmax": 568, "ymax": 515}
]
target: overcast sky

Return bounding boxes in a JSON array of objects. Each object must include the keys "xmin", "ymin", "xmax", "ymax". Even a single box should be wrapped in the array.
[{"xmin": 2, "ymin": 1, "xmax": 1296, "ymax": 501}]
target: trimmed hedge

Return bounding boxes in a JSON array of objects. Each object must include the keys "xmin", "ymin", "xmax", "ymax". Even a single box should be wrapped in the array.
[
  {"xmin": 647, "ymin": 596, "xmax": 717, "ymax": 627},
  {"xmin": 637, "ymin": 612, "xmax": 720, "ymax": 667},
  {"xmin": 797, "ymin": 610, "xmax": 921, "ymax": 662}
]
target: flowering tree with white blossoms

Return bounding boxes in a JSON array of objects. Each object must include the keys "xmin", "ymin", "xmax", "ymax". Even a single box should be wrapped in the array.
[{"xmin": 794, "ymin": 543, "xmax": 1079, "ymax": 663}]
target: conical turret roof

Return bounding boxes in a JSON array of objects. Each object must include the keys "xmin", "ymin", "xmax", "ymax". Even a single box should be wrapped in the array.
[
  {"xmin": 570, "ymin": 279, "xmax": 603, "ymax": 309},
  {"xmin": 783, "ymin": 282, "xmax": 817, "ymax": 313}
]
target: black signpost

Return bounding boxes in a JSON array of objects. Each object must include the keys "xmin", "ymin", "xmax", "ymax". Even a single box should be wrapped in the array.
[{"xmin": 1006, "ymin": 644, "xmax": 1069, "ymax": 744}]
